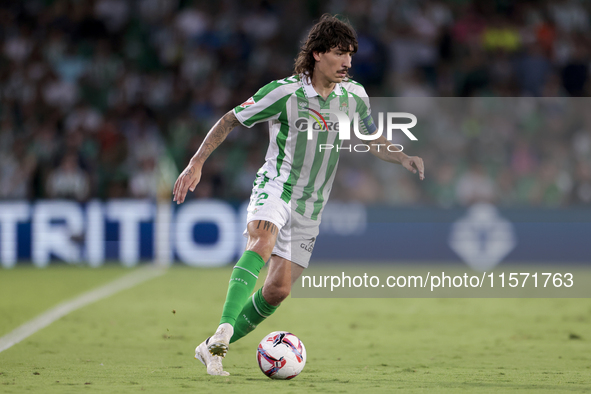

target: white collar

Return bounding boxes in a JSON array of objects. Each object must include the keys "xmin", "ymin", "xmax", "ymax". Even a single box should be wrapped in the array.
[{"xmin": 301, "ymin": 74, "xmax": 343, "ymax": 98}]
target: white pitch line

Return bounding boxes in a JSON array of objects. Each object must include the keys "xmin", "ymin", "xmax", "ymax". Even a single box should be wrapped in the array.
[{"xmin": 0, "ymin": 266, "xmax": 166, "ymax": 353}]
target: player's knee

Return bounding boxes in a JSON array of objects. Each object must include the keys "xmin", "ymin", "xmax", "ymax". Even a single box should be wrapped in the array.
[
  {"xmin": 263, "ymin": 283, "xmax": 291, "ymax": 306},
  {"xmin": 247, "ymin": 235, "xmax": 275, "ymax": 262},
  {"xmin": 247, "ymin": 241, "xmax": 273, "ymax": 262}
]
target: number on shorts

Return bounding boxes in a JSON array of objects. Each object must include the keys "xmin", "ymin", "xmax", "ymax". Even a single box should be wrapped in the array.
[{"xmin": 255, "ymin": 192, "xmax": 269, "ymax": 206}]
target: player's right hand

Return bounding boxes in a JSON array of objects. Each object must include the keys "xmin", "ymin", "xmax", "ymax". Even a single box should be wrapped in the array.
[{"xmin": 173, "ymin": 162, "xmax": 202, "ymax": 204}]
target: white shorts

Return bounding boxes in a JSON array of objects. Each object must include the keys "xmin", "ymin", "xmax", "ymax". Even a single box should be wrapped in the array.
[{"xmin": 243, "ymin": 189, "xmax": 320, "ymax": 268}]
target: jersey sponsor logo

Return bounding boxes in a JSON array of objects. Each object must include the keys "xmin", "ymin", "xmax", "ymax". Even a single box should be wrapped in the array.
[
  {"xmin": 294, "ymin": 109, "xmax": 340, "ymax": 132},
  {"xmin": 295, "ymin": 118, "xmax": 340, "ymax": 132},
  {"xmin": 305, "ymin": 107, "xmax": 328, "ymax": 130},
  {"xmin": 294, "ymin": 108, "xmax": 350, "ymax": 138},
  {"xmin": 240, "ymin": 97, "xmax": 256, "ymax": 108}
]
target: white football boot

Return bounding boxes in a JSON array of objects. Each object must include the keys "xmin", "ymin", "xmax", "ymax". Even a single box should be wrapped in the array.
[
  {"xmin": 207, "ymin": 323, "xmax": 234, "ymax": 357},
  {"xmin": 195, "ymin": 338, "xmax": 230, "ymax": 376}
]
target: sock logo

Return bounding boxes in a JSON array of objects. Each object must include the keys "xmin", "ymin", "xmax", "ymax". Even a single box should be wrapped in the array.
[
  {"xmin": 231, "ymin": 277, "xmax": 248, "ymax": 285},
  {"xmin": 242, "ymin": 314, "xmax": 256, "ymax": 330}
]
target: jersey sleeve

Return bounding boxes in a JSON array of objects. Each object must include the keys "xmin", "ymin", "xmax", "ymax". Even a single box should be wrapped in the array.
[
  {"xmin": 233, "ymin": 81, "xmax": 289, "ymax": 128},
  {"xmin": 348, "ymin": 82, "xmax": 377, "ymax": 135}
]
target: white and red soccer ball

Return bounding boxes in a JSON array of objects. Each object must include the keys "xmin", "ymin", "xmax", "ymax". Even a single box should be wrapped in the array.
[{"xmin": 257, "ymin": 331, "xmax": 306, "ymax": 379}]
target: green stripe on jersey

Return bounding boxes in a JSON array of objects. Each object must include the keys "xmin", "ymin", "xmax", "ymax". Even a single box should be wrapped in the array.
[
  {"xmin": 280, "ymin": 124, "xmax": 308, "ymax": 203},
  {"xmin": 295, "ymin": 128, "xmax": 328, "ymax": 215},
  {"xmin": 274, "ymin": 96, "xmax": 293, "ymax": 181},
  {"xmin": 350, "ymin": 92, "xmax": 370, "ymax": 118},
  {"xmin": 311, "ymin": 133, "xmax": 340, "ymax": 220},
  {"xmin": 294, "ymin": 91, "xmax": 345, "ymax": 216},
  {"xmin": 234, "ymin": 76, "xmax": 300, "ymax": 128},
  {"xmin": 309, "ymin": 93, "xmax": 350, "ymax": 220},
  {"xmin": 240, "ymin": 93, "xmax": 292, "ymax": 127},
  {"xmin": 280, "ymin": 87, "xmax": 308, "ymax": 203}
]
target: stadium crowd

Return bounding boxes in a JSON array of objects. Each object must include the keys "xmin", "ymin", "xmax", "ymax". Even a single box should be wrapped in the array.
[{"xmin": 0, "ymin": 0, "xmax": 590, "ymax": 206}]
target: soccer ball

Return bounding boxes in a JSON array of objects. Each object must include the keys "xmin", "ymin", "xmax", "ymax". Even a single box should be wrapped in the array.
[{"xmin": 256, "ymin": 331, "xmax": 306, "ymax": 379}]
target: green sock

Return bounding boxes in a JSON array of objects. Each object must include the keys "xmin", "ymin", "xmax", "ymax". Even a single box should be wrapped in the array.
[
  {"xmin": 219, "ymin": 251, "xmax": 265, "ymax": 326},
  {"xmin": 231, "ymin": 287, "xmax": 278, "ymax": 343}
]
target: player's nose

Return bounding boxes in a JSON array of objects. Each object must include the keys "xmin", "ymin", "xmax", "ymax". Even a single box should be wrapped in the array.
[{"xmin": 343, "ymin": 54, "xmax": 352, "ymax": 68}]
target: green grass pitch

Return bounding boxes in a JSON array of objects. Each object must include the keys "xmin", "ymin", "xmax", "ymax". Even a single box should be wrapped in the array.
[{"xmin": 0, "ymin": 264, "xmax": 590, "ymax": 393}]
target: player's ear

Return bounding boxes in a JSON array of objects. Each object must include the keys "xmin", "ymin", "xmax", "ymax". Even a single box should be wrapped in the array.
[{"xmin": 313, "ymin": 51, "xmax": 322, "ymax": 62}]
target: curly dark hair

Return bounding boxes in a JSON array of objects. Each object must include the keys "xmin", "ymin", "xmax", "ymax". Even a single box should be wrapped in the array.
[{"xmin": 294, "ymin": 14, "xmax": 358, "ymax": 83}]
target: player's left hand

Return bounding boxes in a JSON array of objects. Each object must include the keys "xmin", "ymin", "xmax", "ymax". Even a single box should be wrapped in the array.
[
  {"xmin": 401, "ymin": 156, "xmax": 425, "ymax": 180},
  {"xmin": 173, "ymin": 161, "xmax": 202, "ymax": 204}
]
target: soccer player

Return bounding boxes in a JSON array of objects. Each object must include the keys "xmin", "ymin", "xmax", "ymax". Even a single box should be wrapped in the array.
[{"xmin": 172, "ymin": 14, "xmax": 424, "ymax": 376}]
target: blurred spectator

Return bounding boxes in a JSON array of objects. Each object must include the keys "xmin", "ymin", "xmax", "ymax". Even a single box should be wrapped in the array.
[
  {"xmin": 549, "ymin": 0, "xmax": 589, "ymax": 33},
  {"xmin": 64, "ymin": 102, "xmax": 103, "ymax": 133},
  {"xmin": 455, "ymin": 164, "xmax": 496, "ymax": 205},
  {"xmin": 0, "ymin": 118, "xmax": 15, "ymax": 154},
  {"xmin": 94, "ymin": 0, "xmax": 130, "ymax": 35},
  {"xmin": 46, "ymin": 153, "xmax": 90, "ymax": 201},
  {"xmin": 241, "ymin": 4, "xmax": 279, "ymax": 43},
  {"xmin": 571, "ymin": 160, "xmax": 591, "ymax": 204},
  {"xmin": 174, "ymin": 3, "xmax": 208, "ymax": 40},
  {"xmin": 426, "ymin": 161, "xmax": 457, "ymax": 207},
  {"xmin": 514, "ymin": 43, "xmax": 552, "ymax": 96},
  {"xmin": 481, "ymin": 16, "xmax": 521, "ymax": 53},
  {"xmin": 3, "ymin": 25, "xmax": 34, "ymax": 64},
  {"xmin": 511, "ymin": 138, "xmax": 537, "ymax": 176},
  {"xmin": 96, "ymin": 113, "xmax": 128, "ymax": 198},
  {"xmin": 337, "ymin": 166, "xmax": 383, "ymax": 203},
  {"xmin": 130, "ymin": 157, "xmax": 158, "ymax": 199},
  {"xmin": 53, "ymin": 43, "xmax": 88, "ymax": 83},
  {"xmin": 560, "ymin": 40, "xmax": 589, "ymax": 96},
  {"xmin": 0, "ymin": 138, "xmax": 36, "ymax": 199},
  {"xmin": 29, "ymin": 123, "xmax": 60, "ymax": 169},
  {"xmin": 120, "ymin": 107, "xmax": 165, "ymax": 166},
  {"xmin": 41, "ymin": 70, "xmax": 78, "ymax": 112},
  {"xmin": 535, "ymin": 14, "xmax": 556, "ymax": 58}
]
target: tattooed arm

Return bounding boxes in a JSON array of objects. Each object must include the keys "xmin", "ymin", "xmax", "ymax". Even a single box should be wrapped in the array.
[
  {"xmin": 173, "ymin": 110, "xmax": 241, "ymax": 204},
  {"xmin": 190, "ymin": 110, "xmax": 241, "ymax": 167}
]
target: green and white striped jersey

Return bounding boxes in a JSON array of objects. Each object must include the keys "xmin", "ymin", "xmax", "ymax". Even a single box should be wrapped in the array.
[{"xmin": 234, "ymin": 74, "xmax": 374, "ymax": 221}]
